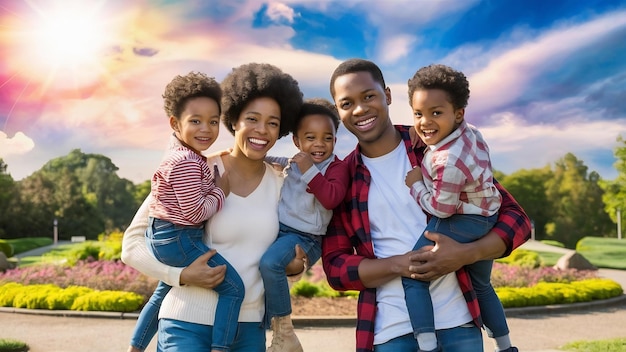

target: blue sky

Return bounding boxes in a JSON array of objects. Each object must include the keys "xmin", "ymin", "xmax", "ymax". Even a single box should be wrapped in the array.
[{"xmin": 1, "ymin": 0, "xmax": 625, "ymax": 183}]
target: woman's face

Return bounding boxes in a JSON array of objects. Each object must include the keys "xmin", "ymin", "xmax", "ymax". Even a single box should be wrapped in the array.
[{"xmin": 232, "ymin": 97, "xmax": 281, "ymax": 161}]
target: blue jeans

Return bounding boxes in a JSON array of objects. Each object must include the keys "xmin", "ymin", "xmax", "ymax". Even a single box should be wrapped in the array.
[
  {"xmin": 373, "ymin": 324, "xmax": 482, "ymax": 352},
  {"xmin": 158, "ymin": 319, "xmax": 265, "ymax": 352},
  {"xmin": 402, "ymin": 214, "xmax": 509, "ymax": 340},
  {"xmin": 259, "ymin": 223, "xmax": 322, "ymax": 326},
  {"xmin": 131, "ymin": 217, "xmax": 245, "ymax": 351}
]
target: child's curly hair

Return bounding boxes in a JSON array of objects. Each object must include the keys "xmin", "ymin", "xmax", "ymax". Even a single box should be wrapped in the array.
[
  {"xmin": 407, "ymin": 64, "xmax": 470, "ymax": 110},
  {"xmin": 221, "ymin": 63, "xmax": 303, "ymax": 138},
  {"xmin": 162, "ymin": 71, "xmax": 222, "ymax": 118},
  {"xmin": 295, "ymin": 98, "xmax": 340, "ymax": 134}
]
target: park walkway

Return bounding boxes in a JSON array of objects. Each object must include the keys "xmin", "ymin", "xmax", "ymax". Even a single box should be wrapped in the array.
[{"xmin": 1, "ymin": 240, "xmax": 625, "ymax": 351}]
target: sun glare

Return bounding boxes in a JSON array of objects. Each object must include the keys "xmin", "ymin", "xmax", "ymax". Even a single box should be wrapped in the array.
[
  {"xmin": 37, "ymin": 8, "xmax": 108, "ymax": 67},
  {"xmin": 7, "ymin": 1, "xmax": 121, "ymax": 88}
]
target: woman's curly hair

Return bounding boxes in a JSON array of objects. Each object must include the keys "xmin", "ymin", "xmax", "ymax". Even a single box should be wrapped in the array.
[
  {"xmin": 407, "ymin": 64, "xmax": 470, "ymax": 110},
  {"xmin": 162, "ymin": 71, "xmax": 222, "ymax": 118},
  {"xmin": 221, "ymin": 63, "xmax": 303, "ymax": 138}
]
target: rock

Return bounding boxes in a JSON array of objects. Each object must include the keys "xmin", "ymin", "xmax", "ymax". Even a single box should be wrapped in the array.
[
  {"xmin": 0, "ymin": 252, "xmax": 15, "ymax": 272},
  {"xmin": 553, "ymin": 251, "xmax": 597, "ymax": 271}
]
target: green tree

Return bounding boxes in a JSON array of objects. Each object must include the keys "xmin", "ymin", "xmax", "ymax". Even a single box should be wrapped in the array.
[
  {"xmin": 12, "ymin": 149, "xmax": 138, "ymax": 239},
  {"xmin": 599, "ymin": 136, "xmax": 626, "ymax": 236},
  {"xmin": 545, "ymin": 153, "xmax": 612, "ymax": 248},
  {"xmin": 0, "ymin": 159, "xmax": 18, "ymax": 237},
  {"xmin": 499, "ymin": 166, "xmax": 553, "ymax": 240}
]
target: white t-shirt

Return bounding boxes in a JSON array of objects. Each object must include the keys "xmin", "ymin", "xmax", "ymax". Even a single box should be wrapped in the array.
[{"xmin": 362, "ymin": 142, "xmax": 472, "ymax": 344}]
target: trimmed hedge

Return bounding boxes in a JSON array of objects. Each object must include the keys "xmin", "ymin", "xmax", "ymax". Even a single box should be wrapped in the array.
[
  {"xmin": 0, "ymin": 282, "xmax": 142, "ymax": 312},
  {"xmin": 496, "ymin": 278, "xmax": 623, "ymax": 308}
]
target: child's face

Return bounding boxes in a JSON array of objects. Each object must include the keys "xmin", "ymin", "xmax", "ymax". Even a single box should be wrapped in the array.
[
  {"xmin": 170, "ymin": 97, "xmax": 220, "ymax": 154},
  {"xmin": 293, "ymin": 114, "xmax": 336, "ymax": 163},
  {"xmin": 410, "ymin": 89, "xmax": 463, "ymax": 146}
]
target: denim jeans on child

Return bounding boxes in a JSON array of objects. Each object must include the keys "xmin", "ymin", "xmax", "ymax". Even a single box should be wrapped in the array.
[
  {"xmin": 373, "ymin": 323, "xmax": 482, "ymax": 352},
  {"xmin": 158, "ymin": 319, "xmax": 266, "ymax": 352},
  {"xmin": 131, "ymin": 217, "xmax": 245, "ymax": 351},
  {"xmin": 259, "ymin": 222, "xmax": 322, "ymax": 326},
  {"xmin": 401, "ymin": 214, "xmax": 509, "ymax": 341}
]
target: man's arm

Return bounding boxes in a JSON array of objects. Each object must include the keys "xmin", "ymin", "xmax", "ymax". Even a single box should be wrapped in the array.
[
  {"xmin": 408, "ymin": 180, "xmax": 531, "ymax": 281},
  {"xmin": 322, "ymin": 204, "xmax": 420, "ymax": 289}
]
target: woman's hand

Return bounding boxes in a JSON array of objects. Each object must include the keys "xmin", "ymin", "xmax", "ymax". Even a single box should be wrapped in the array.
[
  {"xmin": 285, "ymin": 244, "xmax": 308, "ymax": 276},
  {"xmin": 180, "ymin": 249, "xmax": 226, "ymax": 289}
]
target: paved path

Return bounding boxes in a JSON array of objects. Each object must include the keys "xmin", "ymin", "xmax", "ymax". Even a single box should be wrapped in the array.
[
  {"xmin": 2, "ymin": 240, "xmax": 624, "ymax": 351},
  {"xmin": 1, "ymin": 300, "xmax": 625, "ymax": 352}
]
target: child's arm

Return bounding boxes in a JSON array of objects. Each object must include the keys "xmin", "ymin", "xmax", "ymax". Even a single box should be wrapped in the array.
[
  {"xmin": 264, "ymin": 155, "xmax": 290, "ymax": 170},
  {"xmin": 169, "ymin": 158, "xmax": 225, "ymax": 224},
  {"xmin": 303, "ymin": 157, "xmax": 350, "ymax": 210},
  {"xmin": 409, "ymin": 156, "xmax": 463, "ymax": 219}
]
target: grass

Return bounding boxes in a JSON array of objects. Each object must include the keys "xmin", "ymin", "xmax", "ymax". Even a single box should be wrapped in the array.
[
  {"xmin": 561, "ymin": 337, "xmax": 626, "ymax": 351},
  {"xmin": 3, "ymin": 237, "xmax": 52, "ymax": 255},
  {"xmin": 16, "ymin": 243, "xmax": 76, "ymax": 267},
  {"xmin": 0, "ymin": 338, "xmax": 29, "ymax": 352},
  {"xmin": 577, "ymin": 237, "xmax": 626, "ymax": 270}
]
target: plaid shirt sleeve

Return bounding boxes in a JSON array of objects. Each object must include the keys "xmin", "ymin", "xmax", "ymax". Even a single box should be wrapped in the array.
[{"xmin": 491, "ymin": 179, "xmax": 532, "ymax": 256}]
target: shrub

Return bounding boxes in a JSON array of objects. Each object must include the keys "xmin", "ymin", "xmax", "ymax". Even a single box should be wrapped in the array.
[
  {"xmin": 71, "ymin": 290, "xmax": 143, "ymax": 312},
  {"xmin": 0, "ymin": 282, "xmax": 143, "ymax": 312},
  {"xmin": 495, "ymin": 278, "xmax": 621, "ymax": 308},
  {"xmin": 0, "ymin": 240, "xmax": 14, "ymax": 258},
  {"xmin": 0, "ymin": 338, "xmax": 30, "ymax": 352},
  {"xmin": 496, "ymin": 249, "xmax": 542, "ymax": 268},
  {"xmin": 290, "ymin": 280, "xmax": 320, "ymax": 298}
]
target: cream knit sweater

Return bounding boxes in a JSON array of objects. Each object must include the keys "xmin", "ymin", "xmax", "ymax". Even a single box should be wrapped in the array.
[{"xmin": 122, "ymin": 155, "xmax": 283, "ymax": 325}]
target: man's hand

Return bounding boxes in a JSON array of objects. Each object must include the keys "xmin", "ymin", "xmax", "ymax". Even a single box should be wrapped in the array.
[
  {"xmin": 180, "ymin": 249, "xmax": 226, "ymax": 289},
  {"xmin": 407, "ymin": 231, "xmax": 471, "ymax": 281}
]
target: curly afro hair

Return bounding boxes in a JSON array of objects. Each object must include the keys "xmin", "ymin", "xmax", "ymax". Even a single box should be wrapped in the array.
[
  {"xmin": 295, "ymin": 98, "xmax": 340, "ymax": 134},
  {"xmin": 407, "ymin": 64, "xmax": 470, "ymax": 110},
  {"xmin": 221, "ymin": 63, "xmax": 303, "ymax": 138},
  {"xmin": 162, "ymin": 71, "xmax": 221, "ymax": 119}
]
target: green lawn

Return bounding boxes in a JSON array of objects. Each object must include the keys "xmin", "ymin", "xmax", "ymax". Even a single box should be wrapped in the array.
[
  {"xmin": 576, "ymin": 237, "xmax": 626, "ymax": 270},
  {"xmin": 4, "ymin": 237, "xmax": 52, "ymax": 255}
]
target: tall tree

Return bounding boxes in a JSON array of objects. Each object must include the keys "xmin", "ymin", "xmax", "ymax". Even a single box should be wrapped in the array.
[
  {"xmin": 499, "ymin": 166, "xmax": 553, "ymax": 240},
  {"xmin": 545, "ymin": 153, "xmax": 612, "ymax": 248},
  {"xmin": 0, "ymin": 159, "xmax": 18, "ymax": 237},
  {"xmin": 599, "ymin": 136, "xmax": 626, "ymax": 237}
]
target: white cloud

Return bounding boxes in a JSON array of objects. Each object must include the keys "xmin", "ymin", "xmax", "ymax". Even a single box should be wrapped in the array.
[
  {"xmin": 0, "ymin": 131, "xmax": 35, "ymax": 157},
  {"xmin": 481, "ymin": 116, "xmax": 626, "ymax": 177},
  {"xmin": 267, "ymin": 2, "xmax": 296, "ymax": 23},
  {"xmin": 465, "ymin": 10, "xmax": 626, "ymax": 116}
]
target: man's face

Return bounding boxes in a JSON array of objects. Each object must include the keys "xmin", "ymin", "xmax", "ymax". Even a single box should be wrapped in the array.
[{"xmin": 332, "ymin": 71, "xmax": 392, "ymax": 145}]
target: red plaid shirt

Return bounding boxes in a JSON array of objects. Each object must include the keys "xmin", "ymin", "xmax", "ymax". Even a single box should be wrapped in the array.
[{"xmin": 322, "ymin": 125, "xmax": 531, "ymax": 352}]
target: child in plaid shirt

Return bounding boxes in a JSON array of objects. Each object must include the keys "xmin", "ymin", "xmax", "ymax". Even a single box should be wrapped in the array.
[{"xmin": 402, "ymin": 64, "xmax": 514, "ymax": 352}]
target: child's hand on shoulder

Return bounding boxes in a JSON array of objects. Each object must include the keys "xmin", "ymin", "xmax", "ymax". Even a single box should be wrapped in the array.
[
  {"xmin": 405, "ymin": 167, "xmax": 423, "ymax": 188},
  {"xmin": 290, "ymin": 152, "xmax": 314, "ymax": 173},
  {"xmin": 213, "ymin": 164, "xmax": 230, "ymax": 197}
]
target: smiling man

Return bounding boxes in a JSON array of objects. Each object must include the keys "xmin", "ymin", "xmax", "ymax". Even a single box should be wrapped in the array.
[{"xmin": 321, "ymin": 58, "xmax": 531, "ymax": 352}]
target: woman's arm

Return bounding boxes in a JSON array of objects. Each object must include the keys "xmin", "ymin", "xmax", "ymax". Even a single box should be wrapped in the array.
[{"xmin": 121, "ymin": 195, "xmax": 226, "ymax": 288}]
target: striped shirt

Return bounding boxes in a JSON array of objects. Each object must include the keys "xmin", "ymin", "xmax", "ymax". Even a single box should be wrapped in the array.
[
  {"xmin": 321, "ymin": 125, "xmax": 531, "ymax": 352},
  {"xmin": 410, "ymin": 120, "xmax": 501, "ymax": 218},
  {"xmin": 149, "ymin": 135, "xmax": 225, "ymax": 226}
]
